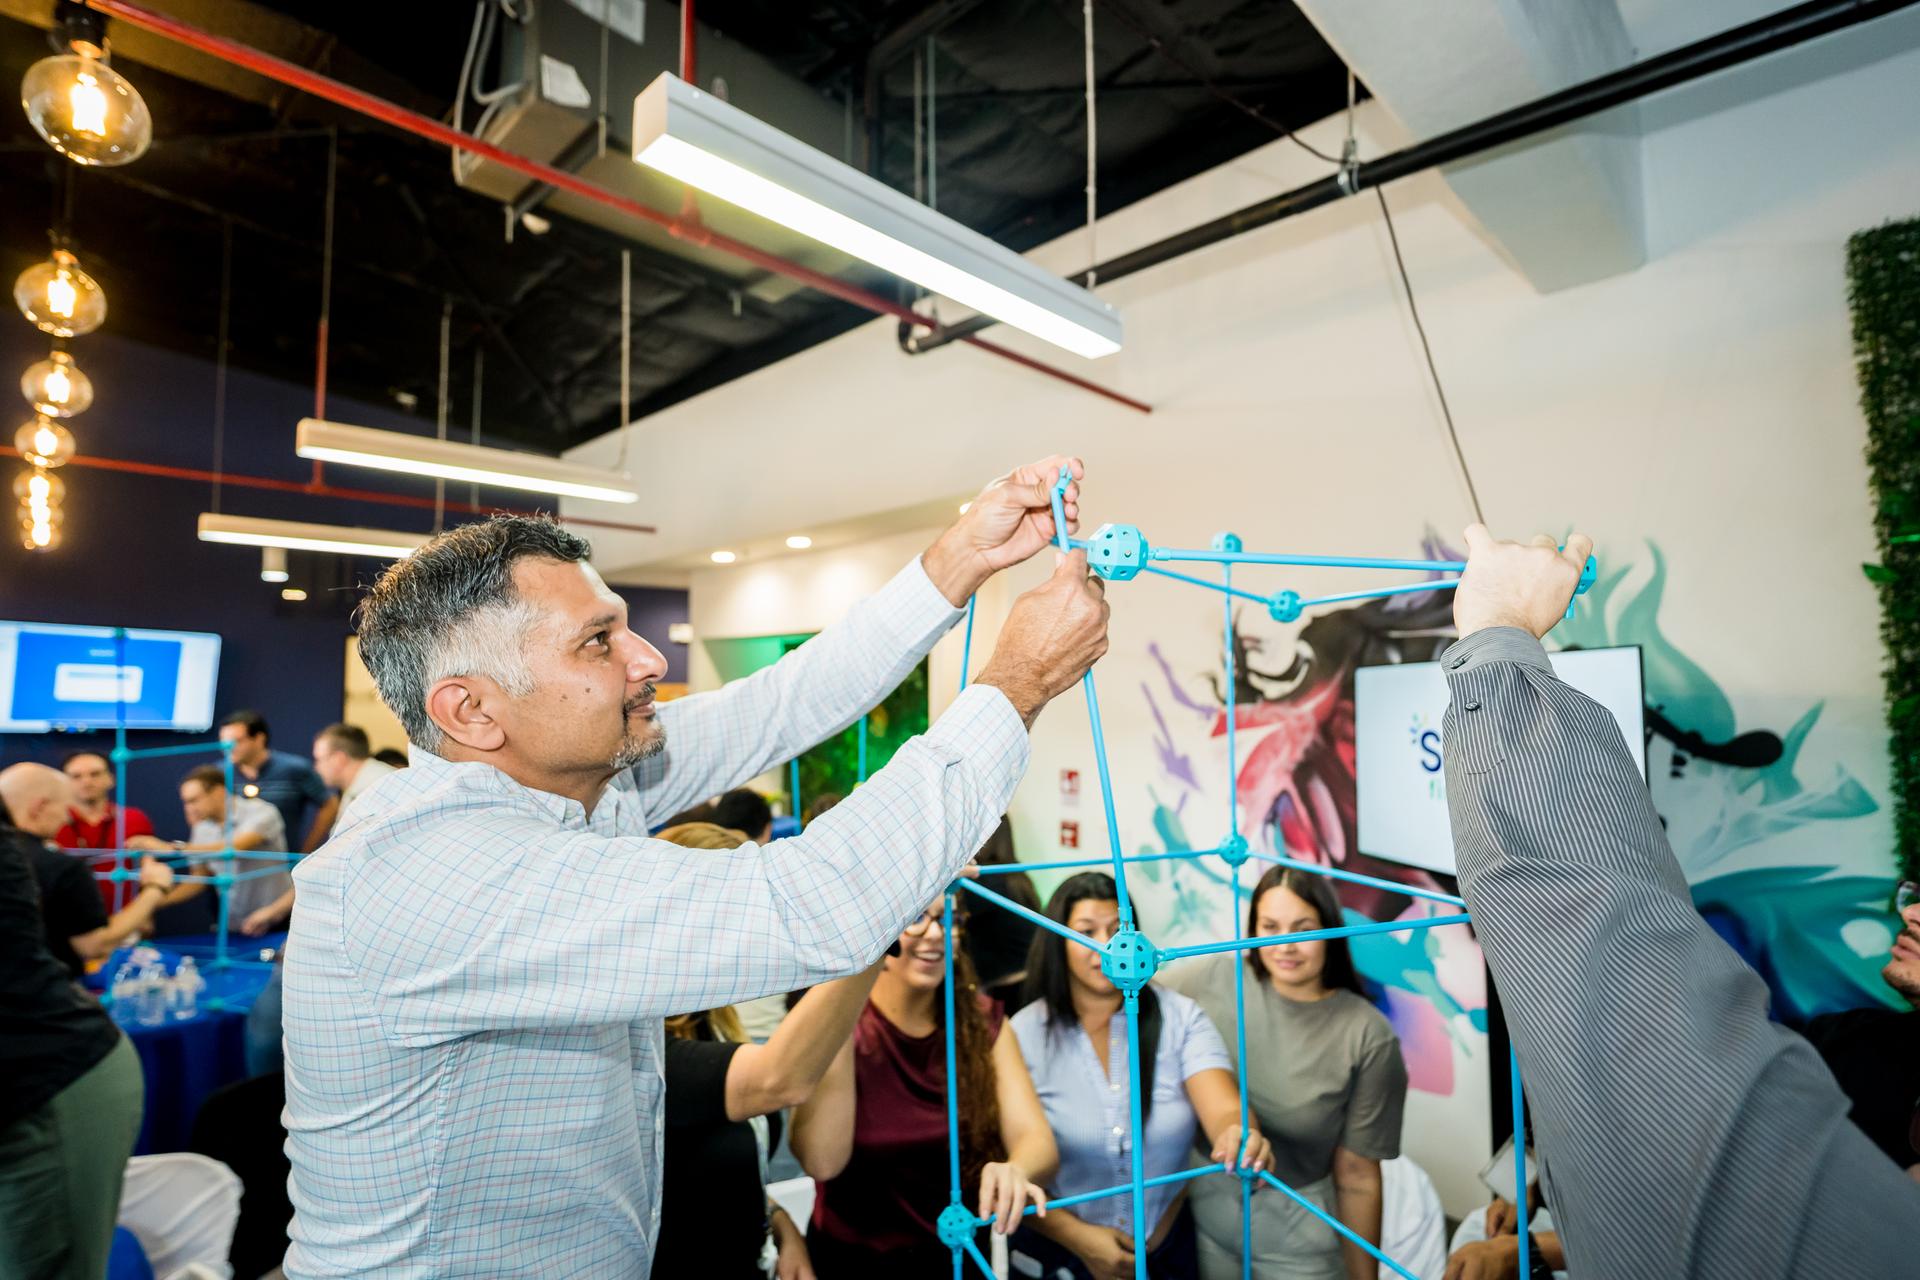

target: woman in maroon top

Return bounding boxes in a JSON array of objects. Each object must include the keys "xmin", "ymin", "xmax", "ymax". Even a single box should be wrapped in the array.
[{"xmin": 793, "ymin": 894, "xmax": 1058, "ymax": 1272}]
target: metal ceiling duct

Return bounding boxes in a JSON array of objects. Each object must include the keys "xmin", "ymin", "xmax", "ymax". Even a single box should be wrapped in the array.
[{"xmin": 455, "ymin": 0, "xmax": 867, "ymax": 304}]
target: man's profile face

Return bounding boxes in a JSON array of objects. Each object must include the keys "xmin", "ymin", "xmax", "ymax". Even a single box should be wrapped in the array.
[
  {"xmin": 63, "ymin": 753, "xmax": 112, "ymax": 806},
  {"xmin": 219, "ymin": 723, "xmax": 270, "ymax": 769},
  {"xmin": 1885, "ymin": 903, "xmax": 1920, "ymax": 1009},
  {"xmin": 181, "ymin": 780, "xmax": 224, "ymax": 827},
  {"xmin": 312, "ymin": 739, "xmax": 350, "ymax": 791},
  {"xmin": 493, "ymin": 557, "xmax": 669, "ymax": 778}
]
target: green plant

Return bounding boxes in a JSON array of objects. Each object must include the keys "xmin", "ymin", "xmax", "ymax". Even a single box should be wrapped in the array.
[
  {"xmin": 787, "ymin": 652, "xmax": 930, "ymax": 817},
  {"xmin": 1848, "ymin": 216, "xmax": 1920, "ymax": 883}
]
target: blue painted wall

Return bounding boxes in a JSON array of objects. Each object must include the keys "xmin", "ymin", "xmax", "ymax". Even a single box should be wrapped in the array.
[{"xmin": 0, "ymin": 332, "xmax": 683, "ymax": 836}]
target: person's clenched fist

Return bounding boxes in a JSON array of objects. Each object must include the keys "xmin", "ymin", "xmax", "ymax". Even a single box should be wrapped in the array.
[{"xmin": 1453, "ymin": 525, "xmax": 1592, "ymax": 641}]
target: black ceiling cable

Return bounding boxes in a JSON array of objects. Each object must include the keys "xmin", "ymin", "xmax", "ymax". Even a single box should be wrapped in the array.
[
  {"xmin": 1373, "ymin": 184, "xmax": 1485, "ymax": 526},
  {"xmin": 1093, "ymin": 0, "xmax": 1341, "ymax": 165}
]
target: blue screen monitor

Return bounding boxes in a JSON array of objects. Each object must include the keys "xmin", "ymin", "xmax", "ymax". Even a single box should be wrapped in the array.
[{"xmin": 0, "ymin": 621, "xmax": 223, "ymax": 732}]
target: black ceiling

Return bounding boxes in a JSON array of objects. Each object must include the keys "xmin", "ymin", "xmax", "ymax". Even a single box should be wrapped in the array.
[{"xmin": 0, "ymin": 0, "xmax": 1347, "ymax": 453}]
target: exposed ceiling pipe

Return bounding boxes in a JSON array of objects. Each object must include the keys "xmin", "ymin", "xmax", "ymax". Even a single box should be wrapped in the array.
[
  {"xmin": 0, "ymin": 446, "xmax": 659, "ymax": 536},
  {"xmin": 905, "ymin": 0, "xmax": 1920, "ymax": 355},
  {"xmin": 84, "ymin": 0, "xmax": 1148, "ymax": 416}
]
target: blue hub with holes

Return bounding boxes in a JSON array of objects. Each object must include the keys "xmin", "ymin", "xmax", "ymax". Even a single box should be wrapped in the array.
[
  {"xmin": 1088, "ymin": 522, "xmax": 1149, "ymax": 581},
  {"xmin": 1267, "ymin": 589, "xmax": 1302, "ymax": 623},
  {"xmin": 1100, "ymin": 928, "xmax": 1161, "ymax": 993},
  {"xmin": 936, "ymin": 1202, "xmax": 978, "ymax": 1248}
]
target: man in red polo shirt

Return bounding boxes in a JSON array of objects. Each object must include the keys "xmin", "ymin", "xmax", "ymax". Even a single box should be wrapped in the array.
[{"xmin": 53, "ymin": 750, "xmax": 156, "ymax": 913}]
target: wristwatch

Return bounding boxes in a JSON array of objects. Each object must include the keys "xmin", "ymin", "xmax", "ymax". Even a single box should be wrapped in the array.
[{"xmin": 1527, "ymin": 1234, "xmax": 1553, "ymax": 1279}]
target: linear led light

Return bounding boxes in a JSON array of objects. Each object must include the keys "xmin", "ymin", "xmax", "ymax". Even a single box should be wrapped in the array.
[
  {"xmin": 295, "ymin": 419, "xmax": 641, "ymax": 504},
  {"xmin": 197, "ymin": 513, "xmax": 427, "ymax": 560},
  {"xmin": 632, "ymin": 74, "xmax": 1122, "ymax": 361}
]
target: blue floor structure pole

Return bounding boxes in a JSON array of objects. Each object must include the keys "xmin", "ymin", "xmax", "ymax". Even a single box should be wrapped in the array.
[
  {"xmin": 1222, "ymin": 551, "xmax": 1254, "ymax": 1280},
  {"xmin": 788, "ymin": 757, "xmax": 800, "ymax": 828},
  {"xmin": 1513, "ymin": 1042, "xmax": 1531, "ymax": 1277},
  {"xmin": 113, "ymin": 627, "xmax": 130, "ymax": 912},
  {"xmin": 857, "ymin": 713, "xmax": 868, "ymax": 783},
  {"xmin": 1125, "ymin": 986, "xmax": 1149, "ymax": 1280}
]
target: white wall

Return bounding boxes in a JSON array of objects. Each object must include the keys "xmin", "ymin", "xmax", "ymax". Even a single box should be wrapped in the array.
[{"xmin": 577, "ymin": 19, "xmax": 1920, "ymax": 1215}]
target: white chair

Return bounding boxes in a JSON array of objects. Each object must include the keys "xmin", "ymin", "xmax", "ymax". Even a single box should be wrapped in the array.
[
  {"xmin": 118, "ymin": 1153, "xmax": 243, "ymax": 1280},
  {"xmin": 1378, "ymin": 1155, "xmax": 1446, "ymax": 1280},
  {"xmin": 766, "ymin": 1175, "xmax": 816, "ymax": 1234}
]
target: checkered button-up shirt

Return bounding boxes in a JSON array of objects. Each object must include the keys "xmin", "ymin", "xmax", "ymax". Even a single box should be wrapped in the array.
[{"xmin": 282, "ymin": 558, "xmax": 1027, "ymax": 1278}]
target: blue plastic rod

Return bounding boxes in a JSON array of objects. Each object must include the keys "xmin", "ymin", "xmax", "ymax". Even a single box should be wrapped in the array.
[
  {"xmin": 942, "ymin": 891, "xmax": 963, "ymax": 1205},
  {"xmin": 115, "ymin": 739, "xmax": 229, "ymax": 760},
  {"xmin": 958, "ymin": 878, "xmax": 1109, "ymax": 955},
  {"xmin": 1142, "ymin": 563, "xmax": 1271, "ymax": 606},
  {"xmin": 1050, "ymin": 466, "xmax": 1135, "ymax": 927},
  {"xmin": 979, "ymin": 1163, "xmax": 1224, "ymax": 1223},
  {"xmin": 960, "ymin": 594, "xmax": 976, "ymax": 691},
  {"xmin": 1256, "ymin": 1171, "xmax": 1419, "ymax": 1280},
  {"xmin": 113, "ymin": 629, "xmax": 129, "ymax": 912},
  {"xmin": 1298, "ymin": 578, "xmax": 1462, "ymax": 608},
  {"xmin": 789, "ymin": 757, "xmax": 801, "ymax": 828},
  {"xmin": 1224, "ymin": 562, "xmax": 1239, "ymax": 845},
  {"xmin": 1513, "ymin": 1045, "xmax": 1531, "ymax": 1277},
  {"xmin": 961, "ymin": 1238, "xmax": 996, "ymax": 1280},
  {"xmin": 1162, "ymin": 912, "xmax": 1473, "ymax": 960},
  {"xmin": 1244, "ymin": 850, "xmax": 1466, "ymax": 908},
  {"xmin": 1124, "ymin": 988, "xmax": 1149, "ymax": 1280},
  {"xmin": 857, "ymin": 713, "xmax": 869, "ymax": 783},
  {"xmin": 973, "ymin": 847, "xmax": 1220, "ymax": 876},
  {"xmin": 1151, "ymin": 547, "xmax": 1467, "ymax": 573}
]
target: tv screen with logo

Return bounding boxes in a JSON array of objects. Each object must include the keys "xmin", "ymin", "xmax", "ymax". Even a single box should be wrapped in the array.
[
  {"xmin": 0, "ymin": 621, "xmax": 223, "ymax": 732},
  {"xmin": 1354, "ymin": 646, "xmax": 1646, "ymax": 875}
]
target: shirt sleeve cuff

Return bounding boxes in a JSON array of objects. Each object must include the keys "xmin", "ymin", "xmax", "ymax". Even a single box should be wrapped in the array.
[
  {"xmin": 1438, "ymin": 627, "xmax": 1553, "ymax": 676},
  {"xmin": 888, "ymin": 553, "xmax": 967, "ymax": 637},
  {"xmin": 923, "ymin": 683, "xmax": 1030, "ymax": 815}
]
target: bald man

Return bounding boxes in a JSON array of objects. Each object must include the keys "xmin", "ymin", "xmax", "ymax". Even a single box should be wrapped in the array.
[{"xmin": 0, "ymin": 763, "xmax": 174, "ymax": 978}]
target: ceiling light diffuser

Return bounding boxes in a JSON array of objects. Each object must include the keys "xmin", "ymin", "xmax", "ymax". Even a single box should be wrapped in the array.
[
  {"xmin": 785, "ymin": 535, "xmax": 812, "ymax": 549},
  {"xmin": 197, "ymin": 513, "xmax": 427, "ymax": 560},
  {"xmin": 632, "ymin": 74, "xmax": 1122, "ymax": 360},
  {"xmin": 295, "ymin": 418, "xmax": 640, "ymax": 504}
]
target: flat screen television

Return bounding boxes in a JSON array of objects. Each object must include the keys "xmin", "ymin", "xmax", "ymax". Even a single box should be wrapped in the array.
[
  {"xmin": 0, "ymin": 621, "xmax": 222, "ymax": 732},
  {"xmin": 1354, "ymin": 645, "xmax": 1646, "ymax": 875}
]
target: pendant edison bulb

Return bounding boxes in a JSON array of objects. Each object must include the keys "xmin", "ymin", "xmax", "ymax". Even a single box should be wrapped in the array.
[
  {"xmin": 14, "ymin": 249, "xmax": 106, "ymax": 336},
  {"xmin": 22, "ymin": 350, "xmax": 93, "ymax": 417},
  {"xmin": 20, "ymin": 53, "xmax": 152, "ymax": 166},
  {"xmin": 20, "ymin": 505, "xmax": 63, "ymax": 551},
  {"xmin": 15, "ymin": 417, "xmax": 76, "ymax": 468},
  {"xmin": 13, "ymin": 467, "xmax": 66, "ymax": 507}
]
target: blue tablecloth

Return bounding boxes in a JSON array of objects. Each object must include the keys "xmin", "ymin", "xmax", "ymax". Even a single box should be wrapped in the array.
[{"xmin": 86, "ymin": 933, "xmax": 284, "ymax": 1154}]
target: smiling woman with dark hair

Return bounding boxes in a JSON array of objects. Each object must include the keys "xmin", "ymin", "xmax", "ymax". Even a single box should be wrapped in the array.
[{"xmin": 1163, "ymin": 865, "xmax": 1407, "ymax": 1280}]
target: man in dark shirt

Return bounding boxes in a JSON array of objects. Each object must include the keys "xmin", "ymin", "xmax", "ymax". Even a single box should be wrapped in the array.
[
  {"xmin": 218, "ymin": 709, "xmax": 336, "ymax": 853},
  {"xmin": 2, "ymin": 763, "xmax": 175, "ymax": 977},
  {"xmin": 1802, "ymin": 893, "xmax": 1920, "ymax": 1176},
  {"xmin": 0, "ymin": 816, "xmax": 145, "ymax": 1280}
]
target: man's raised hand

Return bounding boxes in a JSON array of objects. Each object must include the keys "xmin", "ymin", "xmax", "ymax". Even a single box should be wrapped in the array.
[
  {"xmin": 923, "ymin": 456, "xmax": 1084, "ymax": 606},
  {"xmin": 1453, "ymin": 524, "xmax": 1593, "ymax": 641},
  {"xmin": 975, "ymin": 549, "xmax": 1110, "ymax": 727}
]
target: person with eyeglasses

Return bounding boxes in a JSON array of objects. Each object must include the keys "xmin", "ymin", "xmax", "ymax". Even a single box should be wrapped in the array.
[
  {"xmin": 791, "ymin": 894, "xmax": 1058, "ymax": 1273},
  {"xmin": 1798, "ymin": 880, "xmax": 1920, "ymax": 1180}
]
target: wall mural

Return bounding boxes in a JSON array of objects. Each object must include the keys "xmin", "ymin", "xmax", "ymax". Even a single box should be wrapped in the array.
[{"xmin": 1129, "ymin": 536, "xmax": 1897, "ymax": 1105}]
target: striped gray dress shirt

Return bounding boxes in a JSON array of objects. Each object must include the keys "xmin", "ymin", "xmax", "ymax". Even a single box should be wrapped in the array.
[{"xmin": 1442, "ymin": 627, "xmax": 1920, "ymax": 1278}]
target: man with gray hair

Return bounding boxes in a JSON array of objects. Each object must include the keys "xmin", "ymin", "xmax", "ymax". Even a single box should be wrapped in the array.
[{"xmin": 283, "ymin": 455, "xmax": 1109, "ymax": 1278}]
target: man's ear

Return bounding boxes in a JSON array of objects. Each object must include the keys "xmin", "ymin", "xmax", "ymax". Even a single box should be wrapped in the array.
[{"xmin": 426, "ymin": 676, "xmax": 508, "ymax": 754}]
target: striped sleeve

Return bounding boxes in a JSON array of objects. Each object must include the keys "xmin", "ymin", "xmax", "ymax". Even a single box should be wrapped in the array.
[{"xmin": 1441, "ymin": 627, "xmax": 1920, "ymax": 1280}]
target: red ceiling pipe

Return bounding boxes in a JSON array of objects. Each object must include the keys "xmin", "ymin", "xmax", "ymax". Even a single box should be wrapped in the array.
[
  {"xmin": 0, "ymin": 446, "xmax": 659, "ymax": 536},
  {"xmin": 86, "ymin": 0, "xmax": 1149, "ymax": 416},
  {"xmin": 680, "ymin": 0, "xmax": 696, "ymax": 84}
]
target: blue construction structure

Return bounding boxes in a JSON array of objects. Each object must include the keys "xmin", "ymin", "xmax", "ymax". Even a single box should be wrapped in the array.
[
  {"xmin": 912, "ymin": 468, "xmax": 1592, "ymax": 1280},
  {"xmin": 83, "ymin": 627, "xmax": 294, "ymax": 1011}
]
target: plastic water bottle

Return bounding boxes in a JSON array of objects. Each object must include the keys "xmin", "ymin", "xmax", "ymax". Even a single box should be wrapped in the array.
[
  {"xmin": 108, "ymin": 959, "xmax": 140, "ymax": 1027},
  {"xmin": 169, "ymin": 956, "xmax": 204, "ymax": 1020},
  {"xmin": 135, "ymin": 961, "xmax": 167, "ymax": 1027}
]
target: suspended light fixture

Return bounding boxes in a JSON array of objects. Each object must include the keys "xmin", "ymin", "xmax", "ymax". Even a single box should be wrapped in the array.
[
  {"xmin": 631, "ymin": 74, "xmax": 1123, "ymax": 360},
  {"xmin": 14, "ymin": 247, "xmax": 107, "ymax": 336},
  {"xmin": 15, "ymin": 465, "xmax": 63, "ymax": 552},
  {"xmin": 14, "ymin": 416, "xmax": 77, "ymax": 468},
  {"xmin": 259, "ymin": 547, "xmax": 289, "ymax": 583},
  {"xmin": 197, "ymin": 512, "xmax": 428, "ymax": 560},
  {"xmin": 22, "ymin": 349, "xmax": 93, "ymax": 417},
  {"xmin": 295, "ymin": 418, "xmax": 641, "ymax": 504},
  {"xmin": 19, "ymin": 1, "xmax": 152, "ymax": 167}
]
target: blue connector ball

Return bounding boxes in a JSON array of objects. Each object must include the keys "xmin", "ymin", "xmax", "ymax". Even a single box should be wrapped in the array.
[
  {"xmin": 1267, "ymin": 590, "xmax": 1302, "ymax": 624},
  {"xmin": 1088, "ymin": 523, "xmax": 1148, "ymax": 582}
]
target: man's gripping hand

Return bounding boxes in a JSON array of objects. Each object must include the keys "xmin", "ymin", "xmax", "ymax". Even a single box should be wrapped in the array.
[{"xmin": 923, "ymin": 456, "xmax": 1084, "ymax": 606}]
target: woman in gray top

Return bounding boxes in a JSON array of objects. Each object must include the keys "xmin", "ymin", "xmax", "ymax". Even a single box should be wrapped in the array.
[{"xmin": 1163, "ymin": 866, "xmax": 1407, "ymax": 1280}]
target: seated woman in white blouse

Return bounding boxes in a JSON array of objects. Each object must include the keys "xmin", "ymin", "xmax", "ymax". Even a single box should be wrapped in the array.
[{"xmin": 1011, "ymin": 872, "xmax": 1272, "ymax": 1280}]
